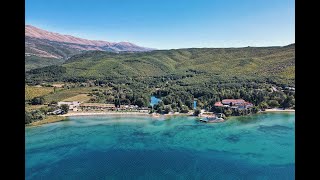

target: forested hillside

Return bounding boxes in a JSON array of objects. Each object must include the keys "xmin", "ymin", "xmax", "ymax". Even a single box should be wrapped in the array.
[{"xmin": 26, "ymin": 44, "xmax": 295, "ymax": 86}]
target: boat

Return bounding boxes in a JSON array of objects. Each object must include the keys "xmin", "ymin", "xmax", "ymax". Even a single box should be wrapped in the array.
[{"xmin": 198, "ymin": 113, "xmax": 225, "ymax": 123}]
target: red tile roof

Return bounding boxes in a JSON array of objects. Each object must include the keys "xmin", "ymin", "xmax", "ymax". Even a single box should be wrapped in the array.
[
  {"xmin": 215, "ymin": 99, "xmax": 253, "ymax": 107},
  {"xmin": 222, "ymin": 99, "xmax": 246, "ymax": 105},
  {"xmin": 214, "ymin": 102, "xmax": 223, "ymax": 107}
]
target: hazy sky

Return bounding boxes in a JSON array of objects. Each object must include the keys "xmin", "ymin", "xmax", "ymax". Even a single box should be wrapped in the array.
[{"xmin": 26, "ymin": 0, "xmax": 295, "ymax": 49}]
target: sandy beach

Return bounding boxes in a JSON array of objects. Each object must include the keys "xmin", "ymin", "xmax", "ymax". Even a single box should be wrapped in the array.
[
  {"xmin": 263, "ymin": 108, "xmax": 295, "ymax": 112},
  {"xmin": 61, "ymin": 111, "xmax": 152, "ymax": 117},
  {"xmin": 163, "ymin": 113, "xmax": 193, "ymax": 116},
  {"xmin": 60, "ymin": 111, "xmax": 195, "ymax": 118}
]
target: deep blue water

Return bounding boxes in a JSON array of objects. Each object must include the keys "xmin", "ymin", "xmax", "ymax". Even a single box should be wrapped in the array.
[{"xmin": 26, "ymin": 112, "xmax": 295, "ymax": 179}]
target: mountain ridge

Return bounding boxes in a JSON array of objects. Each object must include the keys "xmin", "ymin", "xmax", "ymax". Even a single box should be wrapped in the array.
[
  {"xmin": 25, "ymin": 25, "xmax": 149, "ymax": 49},
  {"xmin": 25, "ymin": 25, "xmax": 154, "ymax": 71}
]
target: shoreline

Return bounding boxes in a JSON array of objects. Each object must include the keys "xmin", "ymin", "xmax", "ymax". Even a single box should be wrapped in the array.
[
  {"xmin": 61, "ymin": 111, "xmax": 194, "ymax": 117},
  {"xmin": 61, "ymin": 109, "xmax": 295, "ymax": 118},
  {"xmin": 263, "ymin": 108, "xmax": 295, "ymax": 112},
  {"xmin": 26, "ymin": 115, "xmax": 67, "ymax": 127},
  {"xmin": 61, "ymin": 111, "xmax": 152, "ymax": 117},
  {"xmin": 26, "ymin": 109, "xmax": 295, "ymax": 127},
  {"xmin": 26, "ymin": 112, "xmax": 195, "ymax": 127}
]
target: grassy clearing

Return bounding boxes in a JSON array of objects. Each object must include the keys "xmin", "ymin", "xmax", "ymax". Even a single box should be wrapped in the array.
[
  {"xmin": 28, "ymin": 115, "xmax": 67, "ymax": 126},
  {"xmin": 43, "ymin": 87, "xmax": 94, "ymax": 103},
  {"xmin": 25, "ymin": 105, "xmax": 47, "ymax": 111},
  {"xmin": 25, "ymin": 86, "xmax": 54, "ymax": 100},
  {"xmin": 279, "ymin": 66, "xmax": 295, "ymax": 80},
  {"xmin": 63, "ymin": 94, "xmax": 91, "ymax": 102}
]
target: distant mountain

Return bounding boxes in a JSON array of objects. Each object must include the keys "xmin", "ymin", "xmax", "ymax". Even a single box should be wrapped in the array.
[{"xmin": 25, "ymin": 25, "xmax": 154, "ymax": 70}]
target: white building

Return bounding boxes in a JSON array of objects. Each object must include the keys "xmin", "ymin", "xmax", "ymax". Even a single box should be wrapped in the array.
[{"xmin": 58, "ymin": 101, "xmax": 81, "ymax": 111}]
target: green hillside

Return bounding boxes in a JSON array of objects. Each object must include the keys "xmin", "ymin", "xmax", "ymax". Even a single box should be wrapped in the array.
[
  {"xmin": 26, "ymin": 44, "xmax": 295, "ymax": 86},
  {"xmin": 25, "ymin": 55, "xmax": 65, "ymax": 71}
]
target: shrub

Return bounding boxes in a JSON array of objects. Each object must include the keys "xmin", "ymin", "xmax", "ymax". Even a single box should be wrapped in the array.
[{"xmin": 31, "ymin": 97, "xmax": 45, "ymax": 105}]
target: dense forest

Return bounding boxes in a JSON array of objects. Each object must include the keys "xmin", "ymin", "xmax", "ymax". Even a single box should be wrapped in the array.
[{"xmin": 26, "ymin": 44, "xmax": 295, "ymax": 85}]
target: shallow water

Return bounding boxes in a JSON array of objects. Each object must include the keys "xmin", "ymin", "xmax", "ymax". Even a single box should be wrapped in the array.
[{"xmin": 26, "ymin": 112, "xmax": 295, "ymax": 179}]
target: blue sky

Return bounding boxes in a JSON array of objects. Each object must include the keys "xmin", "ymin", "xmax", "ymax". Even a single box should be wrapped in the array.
[{"xmin": 26, "ymin": 0, "xmax": 295, "ymax": 49}]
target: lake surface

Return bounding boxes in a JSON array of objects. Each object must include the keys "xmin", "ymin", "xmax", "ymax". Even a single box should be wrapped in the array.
[{"xmin": 26, "ymin": 112, "xmax": 295, "ymax": 179}]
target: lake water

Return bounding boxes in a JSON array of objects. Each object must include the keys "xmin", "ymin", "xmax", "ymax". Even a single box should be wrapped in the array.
[{"xmin": 26, "ymin": 112, "xmax": 295, "ymax": 179}]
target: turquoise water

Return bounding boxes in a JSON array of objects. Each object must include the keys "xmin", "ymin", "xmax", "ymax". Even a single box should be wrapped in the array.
[
  {"xmin": 26, "ymin": 112, "xmax": 295, "ymax": 179},
  {"xmin": 150, "ymin": 96, "xmax": 161, "ymax": 106}
]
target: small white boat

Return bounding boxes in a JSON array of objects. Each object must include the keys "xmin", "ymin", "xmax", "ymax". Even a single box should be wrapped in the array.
[{"xmin": 199, "ymin": 113, "xmax": 225, "ymax": 123}]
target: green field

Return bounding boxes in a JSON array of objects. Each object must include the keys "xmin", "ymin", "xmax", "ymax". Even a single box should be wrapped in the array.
[
  {"xmin": 62, "ymin": 94, "xmax": 91, "ymax": 102},
  {"xmin": 43, "ymin": 87, "xmax": 94, "ymax": 103},
  {"xmin": 25, "ymin": 86, "xmax": 54, "ymax": 100},
  {"xmin": 25, "ymin": 105, "xmax": 47, "ymax": 111}
]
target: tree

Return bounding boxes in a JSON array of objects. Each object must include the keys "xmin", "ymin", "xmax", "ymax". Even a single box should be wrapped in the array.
[
  {"xmin": 162, "ymin": 97, "xmax": 171, "ymax": 105},
  {"xmin": 164, "ymin": 106, "xmax": 172, "ymax": 114},
  {"xmin": 60, "ymin": 104, "xmax": 69, "ymax": 114},
  {"xmin": 31, "ymin": 97, "xmax": 45, "ymax": 105},
  {"xmin": 224, "ymin": 109, "xmax": 232, "ymax": 117},
  {"xmin": 212, "ymin": 106, "xmax": 223, "ymax": 113},
  {"xmin": 25, "ymin": 111, "xmax": 33, "ymax": 124},
  {"xmin": 31, "ymin": 110, "xmax": 45, "ymax": 121},
  {"xmin": 259, "ymin": 101, "xmax": 269, "ymax": 110},
  {"xmin": 180, "ymin": 106, "xmax": 189, "ymax": 113},
  {"xmin": 251, "ymin": 106, "xmax": 259, "ymax": 113},
  {"xmin": 135, "ymin": 98, "xmax": 146, "ymax": 107},
  {"xmin": 120, "ymin": 98, "xmax": 131, "ymax": 105},
  {"xmin": 156, "ymin": 105, "xmax": 164, "ymax": 114},
  {"xmin": 281, "ymin": 96, "xmax": 294, "ymax": 109},
  {"xmin": 39, "ymin": 107, "xmax": 49, "ymax": 115},
  {"xmin": 48, "ymin": 106, "xmax": 56, "ymax": 112},
  {"xmin": 267, "ymin": 100, "xmax": 280, "ymax": 108},
  {"xmin": 173, "ymin": 107, "xmax": 180, "ymax": 112},
  {"xmin": 197, "ymin": 101, "xmax": 204, "ymax": 109},
  {"xmin": 185, "ymin": 99, "xmax": 193, "ymax": 109},
  {"xmin": 193, "ymin": 108, "xmax": 201, "ymax": 116},
  {"xmin": 115, "ymin": 98, "xmax": 121, "ymax": 107},
  {"xmin": 171, "ymin": 103, "xmax": 177, "ymax": 109}
]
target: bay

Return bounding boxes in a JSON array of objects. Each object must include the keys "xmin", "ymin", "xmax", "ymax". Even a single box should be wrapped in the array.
[{"xmin": 26, "ymin": 112, "xmax": 295, "ymax": 179}]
